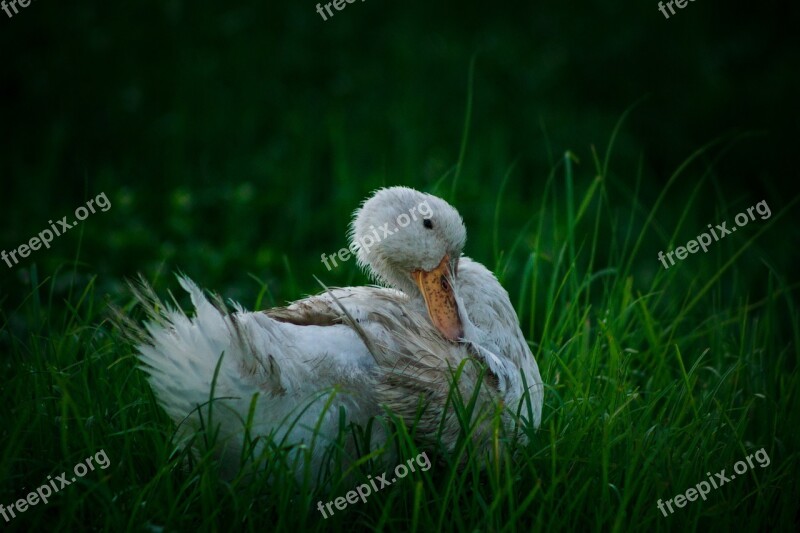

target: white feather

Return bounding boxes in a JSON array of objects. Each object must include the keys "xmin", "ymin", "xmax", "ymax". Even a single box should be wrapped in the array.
[{"xmin": 126, "ymin": 187, "xmax": 544, "ymax": 482}]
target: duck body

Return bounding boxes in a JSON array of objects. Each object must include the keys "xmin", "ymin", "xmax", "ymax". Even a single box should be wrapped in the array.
[
  {"xmin": 136, "ymin": 279, "xmax": 393, "ymax": 479},
  {"xmin": 126, "ymin": 187, "xmax": 543, "ymax": 481}
]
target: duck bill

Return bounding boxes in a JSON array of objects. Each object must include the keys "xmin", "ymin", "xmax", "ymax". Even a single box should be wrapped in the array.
[{"xmin": 412, "ymin": 255, "xmax": 464, "ymax": 342}]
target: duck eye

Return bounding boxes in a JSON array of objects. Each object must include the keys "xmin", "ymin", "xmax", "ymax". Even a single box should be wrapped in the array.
[{"xmin": 423, "ymin": 219, "xmax": 433, "ymax": 229}]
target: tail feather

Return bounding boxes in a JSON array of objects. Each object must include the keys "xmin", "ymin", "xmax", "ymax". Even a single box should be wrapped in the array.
[
  {"xmin": 118, "ymin": 276, "xmax": 263, "ymax": 443},
  {"xmin": 114, "ymin": 274, "xmax": 382, "ymax": 481}
]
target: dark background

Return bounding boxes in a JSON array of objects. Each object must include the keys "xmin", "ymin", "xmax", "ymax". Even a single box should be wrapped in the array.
[
  {"xmin": 0, "ymin": 2, "xmax": 798, "ymax": 531},
  {"xmin": 0, "ymin": 0, "xmax": 797, "ymax": 307}
]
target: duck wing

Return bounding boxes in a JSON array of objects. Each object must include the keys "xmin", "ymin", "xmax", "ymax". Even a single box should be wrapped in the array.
[
  {"xmin": 455, "ymin": 257, "xmax": 544, "ymax": 429},
  {"xmin": 125, "ymin": 277, "xmax": 409, "ymax": 478}
]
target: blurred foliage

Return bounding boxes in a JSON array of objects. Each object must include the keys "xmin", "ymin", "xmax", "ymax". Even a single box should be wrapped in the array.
[
  {"xmin": 0, "ymin": 0, "xmax": 797, "ymax": 307},
  {"xmin": 0, "ymin": 4, "xmax": 798, "ymax": 530}
]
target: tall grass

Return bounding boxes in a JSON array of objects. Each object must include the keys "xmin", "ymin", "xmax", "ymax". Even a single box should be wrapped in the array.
[{"xmin": 0, "ymin": 122, "xmax": 797, "ymax": 531}]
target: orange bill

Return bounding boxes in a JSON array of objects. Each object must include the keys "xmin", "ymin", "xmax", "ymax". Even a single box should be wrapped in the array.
[{"xmin": 412, "ymin": 255, "xmax": 463, "ymax": 341}]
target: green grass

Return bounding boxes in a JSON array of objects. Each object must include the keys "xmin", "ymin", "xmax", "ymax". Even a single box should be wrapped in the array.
[
  {"xmin": 1, "ymin": 115, "xmax": 797, "ymax": 531},
  {"xmin": 1, "ymin": 2, "xmax": 797, "ymax": 530}
]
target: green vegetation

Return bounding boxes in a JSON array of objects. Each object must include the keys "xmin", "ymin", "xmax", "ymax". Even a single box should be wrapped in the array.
[{"xmin": 1, "ymin": 1, "xmax": 797, "ymax": 531}]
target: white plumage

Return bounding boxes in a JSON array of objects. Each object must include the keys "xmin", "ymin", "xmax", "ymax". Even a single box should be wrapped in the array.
[{"xmin": 123, "ymin": 186, "xmax": 543, "ymax": 481}]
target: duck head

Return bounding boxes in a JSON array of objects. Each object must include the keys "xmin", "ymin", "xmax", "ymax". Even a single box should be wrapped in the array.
[{"xmin": 349, "ymin": 187, "xmax": 466, "ymax": 341}]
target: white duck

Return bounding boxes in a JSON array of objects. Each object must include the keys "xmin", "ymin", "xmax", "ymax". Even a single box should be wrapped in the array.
[{"xmin": 122, "ymin": 186, "xmax": 543, "ymax": 481}]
